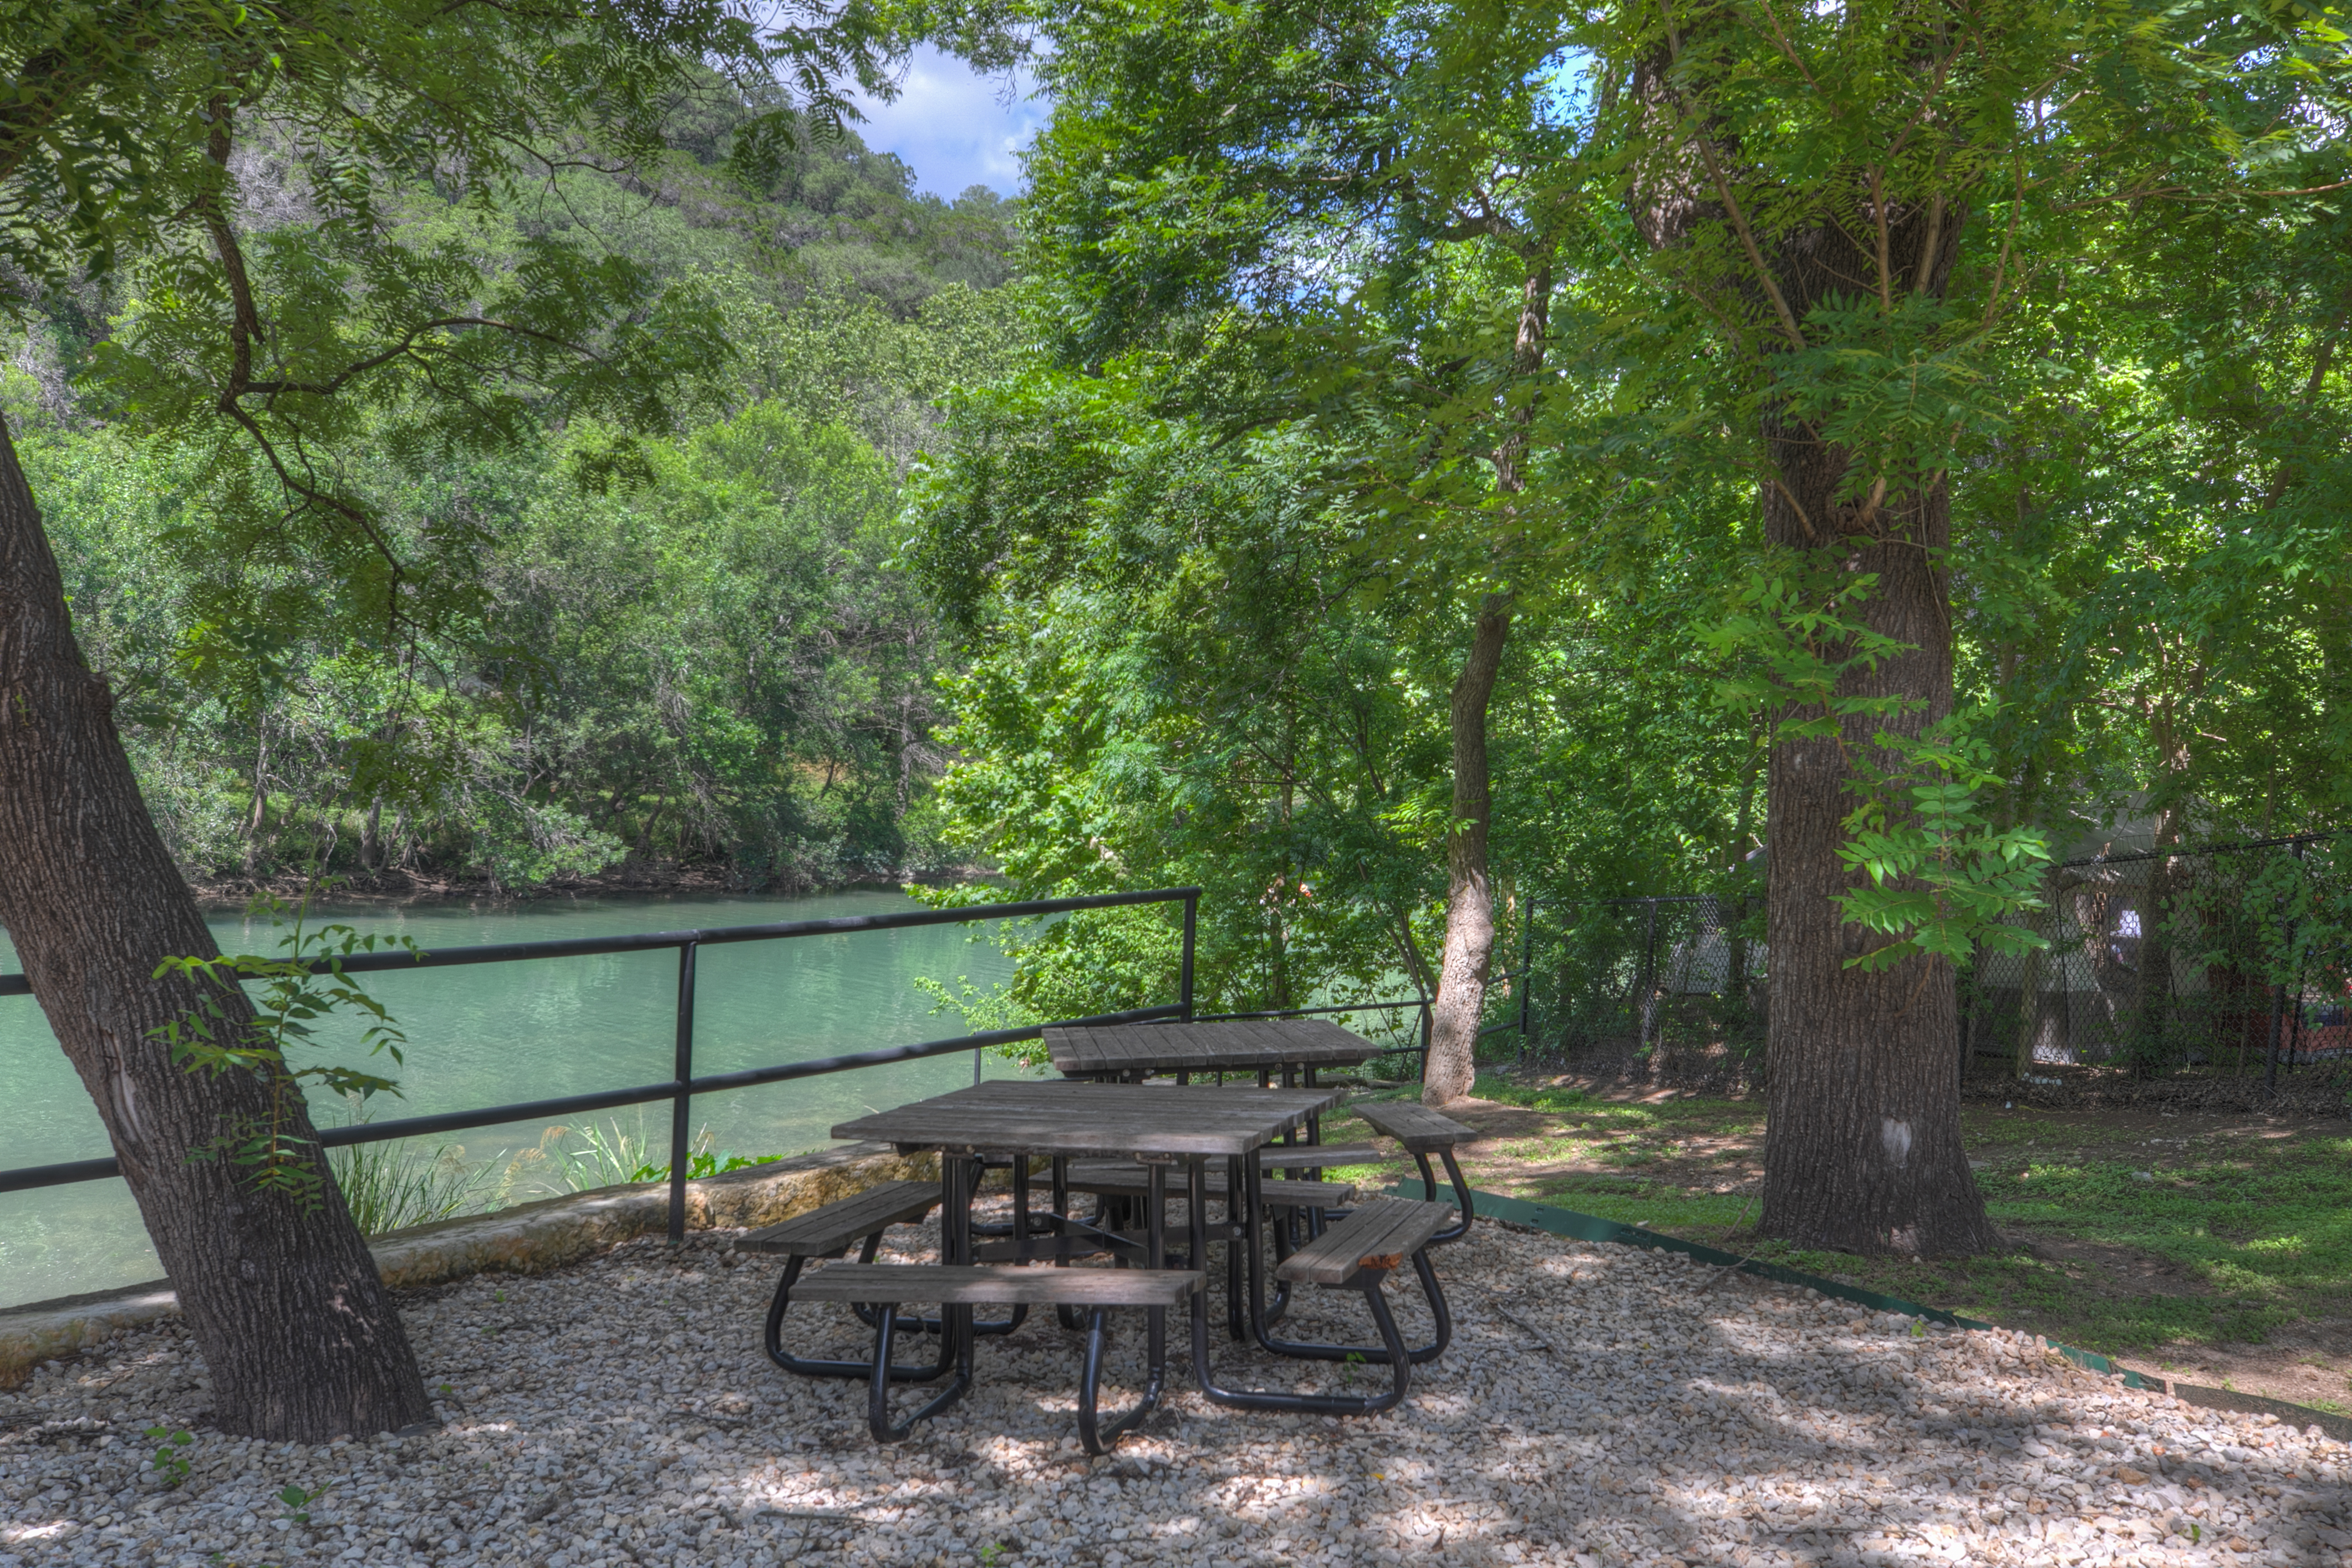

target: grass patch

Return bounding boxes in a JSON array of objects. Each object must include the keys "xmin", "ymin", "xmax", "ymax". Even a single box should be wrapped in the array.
[{"xmin": 1356, "ymin": 1076, "xmax": 2352, "ymax": 1364}]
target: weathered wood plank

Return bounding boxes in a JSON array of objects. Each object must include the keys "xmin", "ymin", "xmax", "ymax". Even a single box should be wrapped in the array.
[
  {"xmin": 1274, "ymin": 1198, "xmax": 1453, "ymax": 1285},
  {"xmin": 790, "ymin": 1263, "xmax": 1204, "ymax": 1307},
  {"xmin": 832, "ymin": 1081, "xmax": 1343, "ymax": 1159},
  {"xmin": 1258, "ymin": 1142, "xmax": 1382, "ymax": 1168},
  {"xmin": 1353, "ymin": 1101, "xmax": 1478, "ymax": 1152},
  {"xmin": 735, "ymin": 1181, "xmax": 939, "ymax": 1257}
]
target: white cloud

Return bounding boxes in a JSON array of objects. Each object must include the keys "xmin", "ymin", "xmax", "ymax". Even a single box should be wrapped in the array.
[{"xmin": 847, "ymin": 47, "xmax": 1048, "ymax": 201}]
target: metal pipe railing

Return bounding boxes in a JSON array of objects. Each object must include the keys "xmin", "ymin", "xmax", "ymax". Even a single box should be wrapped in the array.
[
  {"xmin": 0, "ymin": 887, "xmax": 1202, "ymax": 996},
  {"xmin": 0, "ymin": 888, "xmax": 1203, "ymax": 1235}
]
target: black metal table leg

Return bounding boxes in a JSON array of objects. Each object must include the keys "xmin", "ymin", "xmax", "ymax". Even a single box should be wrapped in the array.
[{"xmin": 1077, "ymin": 1159, "xmax": 1173, "ymax": 1454}]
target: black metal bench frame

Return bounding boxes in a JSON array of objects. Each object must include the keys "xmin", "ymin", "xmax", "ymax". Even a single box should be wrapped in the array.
[
  {"xmin": 755, "ymin": 1167, "xmax": 1029, "ymax": 1384},
  {"xmin": 838, "ymin": 1262, "xmax": 1197, "ymax": 1453},
  {"xmin": 1352, "ymin": 1100, "xmax": 1479, "ymax": 1244},
  {"xmin": 1184, "ymin": 1162, "xmax": 1454, "ymax": 1417}
]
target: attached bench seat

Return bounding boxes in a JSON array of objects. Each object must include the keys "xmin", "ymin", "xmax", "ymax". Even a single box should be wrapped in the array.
[
  {"xmin": 791, "ymin": 1262, "xmax": 1202, "ymax": 1307},
  {"xmin": 797, "ymin": 1262, "xmax": 1203, "ymax": 1452},
  {"xmin": 738, "ymin": 1180, "xmax": 939, "ymax": 1257},
  {"xmin": 1350, "ymin": 1102, "xmax": 1476, "ymax": 1152},
  {"xmin": 1351, "ymin": 1102, "xmax": 1478, "ymax": 1242},
  {"xmin": 1275, "ymin": 1197, "xmax": 1454, "ymax": 1285},
  {"xmin": 1195, "ymin": 1195, "xmax": 1457, "ymax": 1419},
  {"xmin": 747, "ymin": 1179, "xmax": 1038, "ymax": 1390}
]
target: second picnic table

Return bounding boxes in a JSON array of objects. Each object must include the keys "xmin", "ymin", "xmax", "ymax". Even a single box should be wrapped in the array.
[
  {"xmin": 1043, "ymin": 1016, "xmax": 1380, "ymax": 1083},
  {"xmin": 1043, "ymin": 1017, "xmax": 1386, "ymax": 1163}
]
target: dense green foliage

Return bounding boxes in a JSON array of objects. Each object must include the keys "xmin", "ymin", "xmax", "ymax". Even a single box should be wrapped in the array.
[
  {"xmin": 12, "ymin": 0, "xmax": 2350, "ymax": 1052},
  {"xmin": 13, "ymin": 118, "xmax": 1024, "ymax": 889},
  {"xmin": 895, "ymin": 0, "xmax": 2352, "ymax": 1053}
]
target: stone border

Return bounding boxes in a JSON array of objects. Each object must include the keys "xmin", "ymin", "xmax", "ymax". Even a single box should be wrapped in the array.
[
  {"xmin": 2151, "ymin": 1377, "xmax": 2352, "ymax": 1442},
  {"xmin": 0, "ymin": 1141, "xmax": 931, "ymax": 1388}
]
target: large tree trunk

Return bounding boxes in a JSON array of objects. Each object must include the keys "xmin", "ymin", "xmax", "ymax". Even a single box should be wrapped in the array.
[
  {"xmin": 1750, "ymin": 201, "xmax": 2002, "ymax": 1258},
  {"xmin": 1423, "ymin": 595, "xmax": 1514, "ymax": 1104},
  {"xmin": 0, "ymin": 412, "xmax": 432, "ymax": 1439}
]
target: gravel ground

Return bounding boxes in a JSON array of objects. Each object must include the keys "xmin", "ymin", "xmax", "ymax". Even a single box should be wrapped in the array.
[{"xmin": 3, "ymin": 1206, "xmax": 2349, "ymax": 1568}]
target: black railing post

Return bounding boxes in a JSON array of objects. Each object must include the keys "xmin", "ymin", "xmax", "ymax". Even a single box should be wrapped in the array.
[
  {"xmin": 1180, "ymin": 891, "xmax": 1199, "ymax": 1022},
  {"xmin": 669, "ymin": 940, "xmax": 699, "ymax": 1242}
]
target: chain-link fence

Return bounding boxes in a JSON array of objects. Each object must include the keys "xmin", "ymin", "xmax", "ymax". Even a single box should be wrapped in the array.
[
  {"xmin": 1962, "ymin": 833, "xmax": 2352, "ymax": 1087},
  {"xmin": 1510, "ymin": 893, "xmax": 1767, "ymax": 1086},
  {"xmin": 1508, "ymin": 832, "xmax": 2352, "ymax": 1092}
]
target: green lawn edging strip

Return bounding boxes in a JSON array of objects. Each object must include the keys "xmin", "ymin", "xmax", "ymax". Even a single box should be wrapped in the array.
[{"xmin": 1392, "ymin": 1182, "xmax": 2352, "ymax": 1443}]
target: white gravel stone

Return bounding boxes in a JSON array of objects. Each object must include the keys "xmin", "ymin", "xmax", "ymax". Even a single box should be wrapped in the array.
[{"xmin": 2, "ymin": 1209, "xmax": 2348, "ymax": 1567}]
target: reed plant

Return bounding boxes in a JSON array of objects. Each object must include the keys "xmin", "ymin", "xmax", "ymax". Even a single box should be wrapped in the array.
[
  {"xmin": 325, "ymin": 1098, "xmax": 497, "ymax": 1236},
  {"xmin": 498, "ymin": 1117, "xmax": 783, "ymax": 1197}
]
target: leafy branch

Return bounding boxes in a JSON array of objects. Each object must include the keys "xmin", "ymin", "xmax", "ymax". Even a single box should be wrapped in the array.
[
  {"xmin": 1706, "ymin": 562, "xmax": 2050, "ymax": 970},
  {"xmin": 1835, "ymin": 722, "xmax": 2052, "ymax": 971},
  {"xmin": 149, "ymin": 894, "xmax": 423, "ymax": 1208}
]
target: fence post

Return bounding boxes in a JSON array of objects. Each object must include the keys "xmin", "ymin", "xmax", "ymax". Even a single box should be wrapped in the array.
[
  {"xmin": 2266, "ymin": 838, "xmax": 2309, "ymax": 1096},
  {"xmin": 669, "ymin": 940, "xmax": 699, "ymax": 1243},
  {"xmin": 1517, "ymin": 897, "xmax": 1534, "ymax": 1059},
  {"xmin": 2288, "ymin": 839, "xmax": 2312, "ymax": 1075},
  {"xmin": 1180, "ymin": 890, "xmax": 1199, "ymax": 1022},
  {"xmin": 1638, "ymin": 898, "xmax": 1661, "ymax": 1051}
]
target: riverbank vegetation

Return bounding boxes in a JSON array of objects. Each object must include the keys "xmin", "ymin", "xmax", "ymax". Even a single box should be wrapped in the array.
[{"xmin": 11, "ymin": 109, "xmax": 1021, "ymax": 894}]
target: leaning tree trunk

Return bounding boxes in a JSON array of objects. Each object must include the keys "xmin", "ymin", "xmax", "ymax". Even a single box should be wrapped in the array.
[
  {"xmin": 1424, "ymin": 595, "xmax": 1515, "ymax": 1105},
  {"xmin": 1749, "ymin": 205, "xmax": 2002, "ymax": 1258},
  {"xmin": 1422, "ymin": 255, "xmax": 1552, "ymax": 1107},
  {"xmin": 0, "ymin": 413, "xmax": 432, "ymax": 1439}
]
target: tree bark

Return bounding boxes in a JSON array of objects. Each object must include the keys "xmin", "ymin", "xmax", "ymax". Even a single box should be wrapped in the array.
[
  {"xmin": 360, "ymin": 794, "xmax": 384, "ymax": 872},
  {"xmin": 1422, "ymin": 254, "xmax": 1552, "ymax": 1107},
  {"xmin": 1423, "ymin": 595, "xmax": 1514, "ymax": 1104},
  {"xmin": 1748, "ymin": 199, "xmax": 2003, "ymax": 1258},
  {"xmin": 0, "ymin": 411, "xmax": 432, "ymax": 1439}
]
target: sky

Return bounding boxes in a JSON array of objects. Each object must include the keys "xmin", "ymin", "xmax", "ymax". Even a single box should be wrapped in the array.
[{"xmin": 847, "ymin": 47, "xmax": 1050, "ymax": 202}]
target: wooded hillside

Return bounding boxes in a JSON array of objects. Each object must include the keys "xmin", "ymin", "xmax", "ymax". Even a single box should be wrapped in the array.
[{"xmin": 9, "ymin": 104, "xmax": 1021, "ymax": 893}]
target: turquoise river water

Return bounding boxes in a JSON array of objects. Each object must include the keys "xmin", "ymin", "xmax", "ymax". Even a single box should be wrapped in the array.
[{"xmin": 0, "ymin": 891, "xmax": 1025, "ymax": 1310}]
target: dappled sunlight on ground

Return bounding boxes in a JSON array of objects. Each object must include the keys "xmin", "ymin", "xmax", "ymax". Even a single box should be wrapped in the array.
[
  {"xmin": 1318, "ymin": 1080, "xmax": 2352, "ymax": 1417},
  {"xmin": 2, "ymin": 1203, "xmax": 2348, "ymax": 1566}
]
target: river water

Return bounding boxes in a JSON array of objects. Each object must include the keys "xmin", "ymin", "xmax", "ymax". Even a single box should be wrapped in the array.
[{"xmin": 0, "ymin": 891, "xmax": 1022, "ymax": 1310}]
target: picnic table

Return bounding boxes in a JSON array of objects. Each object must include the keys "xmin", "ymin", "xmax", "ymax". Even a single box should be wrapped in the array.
[{"xmin": 755, "ymin": 1078, "xmax": 1458, "ymax": 1448}]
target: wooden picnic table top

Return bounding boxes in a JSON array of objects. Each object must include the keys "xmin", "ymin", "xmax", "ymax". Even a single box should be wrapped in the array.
[
  {"xmin": 1043, "ymin": 1017, "xmax": 1378, "ymax": 1077},
  {"xmin": 830, "ymin": 1078, "xmax": 1345, "ymax": 1160}
]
